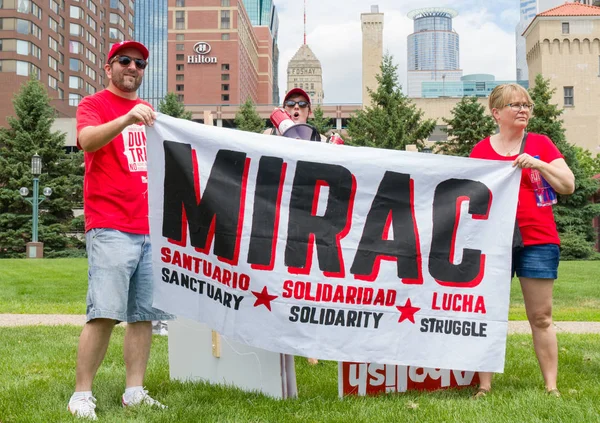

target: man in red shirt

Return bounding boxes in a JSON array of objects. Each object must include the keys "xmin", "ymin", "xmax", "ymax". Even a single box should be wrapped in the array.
[{"xmin": 68, "ymin": 40, "xmax": 172, "ymax": 419}]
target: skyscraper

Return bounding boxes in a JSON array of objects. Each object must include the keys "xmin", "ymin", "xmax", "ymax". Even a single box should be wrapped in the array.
[
  {"xmin": 135, "ymin": 0, "xmax": 168, "ymax": 107},
  {"xmin": 406, "ymin": 7, "xmax": 462, "ymax": 98},
  {"xmin": 242, "ymin": 0, "xmax": 280, "ymax": 104},
  {"xmin": 287, "ymin": 44, "xmax": 323, "ymax": 104},
  {"xmin": 361, "ymin": 5, "xmax": 383, "ymax": 107}
]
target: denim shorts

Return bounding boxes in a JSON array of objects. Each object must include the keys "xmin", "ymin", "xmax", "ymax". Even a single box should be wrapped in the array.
[
  {"xmin": 512, "ymin": 244, "xmax": 560, "ymax": 280},
  {"xmin": 85, "ymin": 228, "xmax": 174, "ymax": 323}
]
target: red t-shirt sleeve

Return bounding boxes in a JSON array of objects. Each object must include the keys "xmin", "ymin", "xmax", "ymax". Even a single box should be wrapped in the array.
[
  {"xmin": 76, "ymin": 96, "xmax": 103, "ymax": 150},
  {"xmin": 537, "ymin": 135, "xmax": 563, "ymax": 163}
]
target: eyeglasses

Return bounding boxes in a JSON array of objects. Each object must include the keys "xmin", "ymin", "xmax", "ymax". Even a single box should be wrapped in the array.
[
  {"xmin": 284, "ymin": 100, "xmax": 310, "ymax": 108},
  {"xmin": 109, "ymin": 55, "xmax": 147, "ymax": 70},
  {"xmin": 505, "ymin": 102, "xmax": 534, "ymax": 112}
]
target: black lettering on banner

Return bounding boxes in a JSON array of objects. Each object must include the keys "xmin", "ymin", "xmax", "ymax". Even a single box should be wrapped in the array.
[
  {"xmin": 429, "ymin": 179, "xmax": 491, "ymax": 287},
  {"xmin": 350, "ymin": 171, "xmax": 420, "ymax": 282},
  {"xmin": 285, "ymin": 161, "xmax": 353, "ymax": 274},
  {"xmin": 162, "ymin": 141, "xmax": 247, "ymax": 263},
  {"xmin": 248, "ymin": 156, "xmax": 285, "ymax": 268}
]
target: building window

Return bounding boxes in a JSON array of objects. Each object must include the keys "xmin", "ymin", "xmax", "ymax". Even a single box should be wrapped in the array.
[
  {"xmin": 221, "ymin": 84, "xmax": 229, "ymax": 91},
  {"xmin": 221, "ymin": 74, "xmax": 229, "ymax": 81},
  {"xmin": 176, "ymin": 43, "xmax": 184, "ymax": 51},
  {"xmin": 48, "ymin": 55, "xmax": 58, "ymax": 71},
  {"xmin": 70, "ymin": 23, "xmax": 83, "ymax": 36},
  {"xmin": 221, "ymin": 33, "xmax": 229, "ymax": 40},
  {"xmin": 69, "ymin": 75, "xmax": 83, "ymax": 89},
  {"xmin": 69, "ymin": 58, "xmax": 83, "ymax": 71},
  {"xmin": 176, "ymin": 64, "xmax": 184, "ymax": 71},
  {"xmin": 48, "ymin": 75, "xmax": 58, "ymax": 90},
  {"xmin": 69, "ymin": 40, "xmax": 83, "ymax": 54},
  {"xmin": 176, "ymin": 74, "xmax": 184, "ymax": 81},
  {"xmin": 176, "ymin": 34, "xmax": 184, "ymax": 41},
  {"xmin": 177, "ymin": 94, "xmax": 184, "ymax": 102},
  {"xmin": 176, "ymin": 54, "xmax": 184, "ymax": 61},
  {"xmin": 221, "ymin": 0, "xmax": 229, "ymax": 6},
  {"xmin": 70, "ymin": 5, "xmax": 83, "ymax": 19},
  {"xmin": 220, "ymin": 10, "xmax": 230, "ymax": 29},
  {"xmin": 175, "ymin": 0, "xmax": 184, "ymax": 6},
  {"xmin": 562, "ymin": 22, "xmax": 569, "ymax": 34},
  {"xmin": 221, "ymin": 64, "xmax": 229, "ymax": 71},
  {"xmin": 176, "ymin": 84, "xmax": 184, "ymax": 91},
  {"xmin": 564, "ymin": 86, "xmax": 574, "ymax": 106},
  {"xmin": 69, "ymin": 93, "xmax": 82, "ymax": 106},
  {"xmin": 221, "ymin": 94, "xmax": 229, "ymax": 101},
  {"xmin": 175, "ymin": 10, "xmax": 185, "ymax": 30}
]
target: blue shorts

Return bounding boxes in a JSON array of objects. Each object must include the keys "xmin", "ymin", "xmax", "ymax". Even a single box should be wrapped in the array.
[
  {"xmin": 512, "ymin": 244, "xmax": 560, "ymax": 280},
  {"xmin": 85, "ymin": 228, "xmax": 174, "ymax": 323}
]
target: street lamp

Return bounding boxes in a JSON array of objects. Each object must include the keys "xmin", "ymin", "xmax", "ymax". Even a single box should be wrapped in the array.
[{"xmin": 19, "ymin": 153, "xmax": 52, "ymax": 258}]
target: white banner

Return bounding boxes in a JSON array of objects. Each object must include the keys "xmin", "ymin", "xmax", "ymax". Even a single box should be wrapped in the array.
[{"xmin": 147, "ymin": 114, "xmax": 520, "ymax": 372}]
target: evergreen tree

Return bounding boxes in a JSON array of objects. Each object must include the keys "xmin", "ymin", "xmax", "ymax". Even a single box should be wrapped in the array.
[
  {"xmin": 235, "ymin": 98, "xmax": 264, "ymax": 133},
  {"xmin": 347, "ymin": 54, "xmax": 435, "ymax": 150},
  {"xmin": 439, "ymin": 97, "xmax": 496, "ymax": 157},
  {"xmin": 0, "ymin": 77, "xmax": 84, "ymax": 258},
  {"xmin": 158, "ymin": 92, "xmax": 192, "ymax": 120},
  {"xmin": 528, "ymin": 74, "xmax": 600, "ymax": 259},
  {"xmin": 308, "ymin": 104, "xmax": 333, "ymax": 135}
]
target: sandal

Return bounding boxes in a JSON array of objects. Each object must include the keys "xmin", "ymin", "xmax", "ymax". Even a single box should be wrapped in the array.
[
  {"xmin": 547, "ymin": 389, "xmax": 561, "ymax": 398},
  {"xmin": 472, "ymin": 388, "xmax": 490, "ymax": 399}
]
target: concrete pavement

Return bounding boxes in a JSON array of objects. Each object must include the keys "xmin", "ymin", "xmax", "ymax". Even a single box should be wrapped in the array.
[{"xmin": 1, "ymin": 314, "xmax": 599, "ymax": 334}]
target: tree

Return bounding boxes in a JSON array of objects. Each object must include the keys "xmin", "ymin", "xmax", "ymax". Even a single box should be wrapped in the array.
[
  {"xmin": 0, "ymin": 76, "xmax": 84, "ymax": 258},
  {"xmin": 308, "ymin": 104, "xmax": 333, "ymax": 135},
  {"xmin": 439, "ymin": 97, "xmax": 496, "ymax": 157},
  {"xmin": 235, "ymin": 98, "xmax": 264, "ymax": 133},
  {"xmin": 574, "ymin": 146, "xmax": 600, "ymax": 178},
  {"xmin": 528, "ymin": 74, "xmax": 600, "ymax": 259},
  {"xmin": 347, "ymin": 54, "xmax": 435, "ymax": 150},
  {"xmin": 158, "ymin": 92, "xmax": 192, "ymax": 120}
]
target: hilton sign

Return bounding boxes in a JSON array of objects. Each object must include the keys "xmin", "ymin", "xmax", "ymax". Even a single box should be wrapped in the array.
[{"xmin": 188, "ymin": 42, "xmax": 217, "ymax": 64}]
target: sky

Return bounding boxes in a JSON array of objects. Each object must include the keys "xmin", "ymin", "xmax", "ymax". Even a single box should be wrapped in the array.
[{"xmin": 274, "ymin": 0, "xmax": 522, "ymax": 104}]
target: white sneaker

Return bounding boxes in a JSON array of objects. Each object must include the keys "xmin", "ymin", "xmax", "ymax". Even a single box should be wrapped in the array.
[
  {"xmin": 152, "ymin": 321, "xmax": 168, "ymax": 336},
  {"xmin": 122, "ymin": 388, "xmax": 167, "ymax": 409},
  {"xmin": 68, "ymin": 395, "xmax": 98, "ymax": 420}
]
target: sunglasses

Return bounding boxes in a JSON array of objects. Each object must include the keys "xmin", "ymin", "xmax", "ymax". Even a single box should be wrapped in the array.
[
  {"xmin": 284, "ymin": 100, "xmax": 309, "ymax": 108},
  {"xmin": 110, "ymin": 55, "xmax": 147, "ymax": 70}
]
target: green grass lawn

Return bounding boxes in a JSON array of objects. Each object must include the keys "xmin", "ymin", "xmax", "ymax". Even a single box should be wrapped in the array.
[
  {"xmin": 0, "ymin": 326, "xmax": 598, "ymax": 422},
  {"xmin": 1, "ymin": 258, "xmax": 599, "ymax": 320}
]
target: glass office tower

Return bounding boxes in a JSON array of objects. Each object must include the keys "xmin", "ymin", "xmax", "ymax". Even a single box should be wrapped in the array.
[
  {"xmin": 243, "ymin": 0, "xmax": 279, "ymax": 103},
  {"xmin": 406, "ymin": 7, "xmax": 462, "ymax": 98},
  {"xmin": 135, "ymin": 0, "xmax": 168, "ymax": 107}
]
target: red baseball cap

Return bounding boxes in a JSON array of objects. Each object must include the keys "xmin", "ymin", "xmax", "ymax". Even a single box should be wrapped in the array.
[
  {"xmin": 284, "ymin": 88, "xmax": 311, "ymax": 105},
  {"xmin": 107, "ymin": 40, "xmax": 149, "ymax": 62}
]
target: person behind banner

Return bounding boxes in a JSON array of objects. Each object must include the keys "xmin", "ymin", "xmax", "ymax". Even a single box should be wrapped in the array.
[
  {"xmin": 265, "ymin": 88, "xmax": 326, "ymax": 365},
  {"xmin": 264, "ymin": 88, "xmax": 329, "ymax": 142},
  {"xmin": 68, "ymin": 40, "xmax": 173, "ymax": 419},
  {"xmin": 469, "ymin": 83, "xmax": 574, "ymax": 398}
]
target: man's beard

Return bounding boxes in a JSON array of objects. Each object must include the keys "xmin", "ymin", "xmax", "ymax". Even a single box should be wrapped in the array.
[{"xmin": 112, "ymin": 71, "xmax": 142, "ymax": 92}]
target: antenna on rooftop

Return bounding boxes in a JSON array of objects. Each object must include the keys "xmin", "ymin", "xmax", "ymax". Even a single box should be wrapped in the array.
[{"xmin": 304, "ymin": 0, "xmax": 307, "ymax": 45}]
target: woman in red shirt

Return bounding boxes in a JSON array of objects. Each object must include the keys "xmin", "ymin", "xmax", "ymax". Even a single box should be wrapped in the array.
[{"xmin": 470, "ymin": 83, "xmax": 575, "ymax": 398}]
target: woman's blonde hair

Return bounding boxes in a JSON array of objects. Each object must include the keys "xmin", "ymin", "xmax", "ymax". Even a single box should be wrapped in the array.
[{"xmin": 488, "ymin": 83, "xmax": 533, "ymax": 113}]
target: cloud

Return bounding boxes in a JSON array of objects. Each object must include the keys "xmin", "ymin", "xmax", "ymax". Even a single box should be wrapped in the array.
[{"xmin": 275, "ymin": 0, "xmax": 518, "ymax": 103}]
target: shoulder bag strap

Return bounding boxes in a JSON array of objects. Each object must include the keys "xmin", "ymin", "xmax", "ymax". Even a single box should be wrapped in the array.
[{"xmin": 519, "ymin": 132, "xmax": 527, "ymax": 154}]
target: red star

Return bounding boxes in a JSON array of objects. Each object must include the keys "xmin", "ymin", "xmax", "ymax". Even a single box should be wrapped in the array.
[
  {"xmin": 396, "ymin": 298, "xmax": 421, "ymax": 324},
  {"xmin": 251, "ymin": 286, "xmax": 278, "ymax": 311}
]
